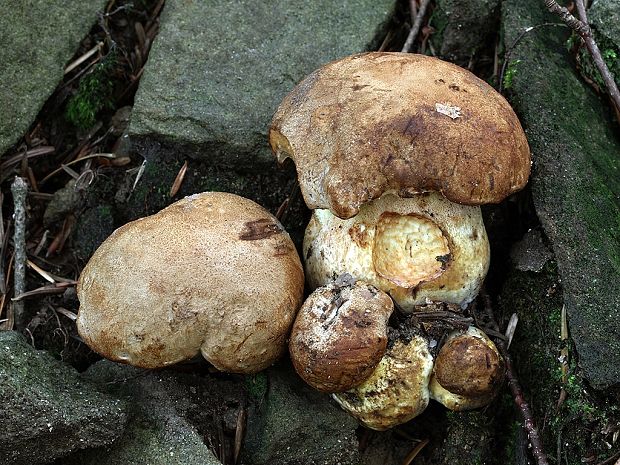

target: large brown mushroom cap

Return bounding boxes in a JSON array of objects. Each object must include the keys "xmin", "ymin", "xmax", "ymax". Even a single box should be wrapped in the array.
[
  {"xmin": 289, "ymin": 277, "xmax": 394, "ymax": 393},
  {"xmin": 77, "ymin": 192, "xmax": 304, "ymax": 373},
  {"xmin": 270, "ymin": 52, "xmax": 530, "ymax": 219}
]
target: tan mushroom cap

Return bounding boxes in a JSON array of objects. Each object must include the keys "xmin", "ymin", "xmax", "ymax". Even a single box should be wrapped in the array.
[
  {"xmin": 77, "ymin": 192, "xmax": 304, "ymax": 373},
  {"xmin": 430, "ymin": 326, "xmax": 505, "ymax": 410},
  {"xmin": 304, "ymin": 193, "xmax": 490, "ymax": 310},
  {"xmin": 333, "ymin": 336, "xmax": 433, "ymax": 430},
  {"xmin": 270, "ymin": 52, "xmax": 530, "ymax": 219},
  {"xmin": 289, "ymin": 277, "xmax": 394, "ymax": 393}
]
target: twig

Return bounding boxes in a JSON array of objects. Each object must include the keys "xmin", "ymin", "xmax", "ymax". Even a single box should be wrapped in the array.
[
  {"xmin": 480, "ymin": 291, "xmax": 549, "ymax": 465},
  {"xmin": 402, "ymin": 438, "xmax": 430, "ymax": 465},
  {"xmin": 11, "ymin": 177, "xmax": 28, "ymax": 330},
  {"xmin": 401, "ymin": 0, "xmax": 432, "ymax": 53},
  {"xmin": 544, "ymin": 0, "xmax": 620, "ymax": 112},
  {"xmin": 64, "ymin": 42, "xmax": 103, "ymax": 75}
]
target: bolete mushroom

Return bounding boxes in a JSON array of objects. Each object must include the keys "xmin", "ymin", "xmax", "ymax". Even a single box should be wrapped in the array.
[
  {"xmin": 332, "ymin": 331, "xmax": 434, "ymax": 431},
  {"xmin": 269, "ymin": 52, "xmax": 530, "ymax": 309},
  {"xmin": 429, "ymin": 326, "xmax": 505, "ymax": 411},
  {"xmin": 77, "ymin": 192, "xmax": 304, "ymax": 373},
  {"xmin": 289, "ymin": 276, "xmax": 393, "ymax": 392},
  {"xmin": 269, "ymin": 52, "xmax": 530, "ymax": 426}
]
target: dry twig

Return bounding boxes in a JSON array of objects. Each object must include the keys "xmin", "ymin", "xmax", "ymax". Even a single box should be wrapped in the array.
[
  {"xmin": 401, "ymin": 0, "xmax": 432, "ymax": 53},
  {"xmin": 11, "ymin": 177, "xmax": 28, "ymax": 330},
  {"xmin": 480, "ymin": 291, "xmax": 549, "ymax": 465}
]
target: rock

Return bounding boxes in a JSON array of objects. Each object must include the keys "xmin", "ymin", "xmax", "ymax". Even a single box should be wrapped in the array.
[
  {"xmin": 510, "ymin": 229, "xmax": 552, "ymax": 273},
  {"xmin": 242, "ymin": 365, "xmax": 361, "ymax": 465},
  {"xmin": 126, "ymin": 0, "xmax": 395, "ymax": 169},
  {"xmin": 502, "ymin": 0, "xmax": 620, "ymax": 388},
  {"xmin": 589, "ymin": 0, "xmax": 620, "ymax": 50},
  {"xmin": 110, "ymin": 106, "xmax": 132, "ymax": 137},
  {"xmin": 0, "ymin": 331, "xmax": 125, "ymax": 465},
  {"xmin": 64, "ymin": 362, "xmax": 236, "ymax": 465},
  {"xmin": 0, "ymin": 0, "xmax": 106, "ymax": 155},
  {"xmin": 43, "ymin": 180, "xmax": 83, "ymax": 227},
  {"xmin": 431, "ymin": 0, "xmax": 500, "ymax": 66}
]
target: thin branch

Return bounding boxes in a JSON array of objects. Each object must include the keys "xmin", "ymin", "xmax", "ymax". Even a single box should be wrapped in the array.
[
  {"xmin": 11, "ymin": 177, "xmax": 28, "ymax": 331},
  {"xmin": 544, "ymin": 0, "xmax": 620, "ymax": 112},
  {"xmin": 480, "ymin": 291, "xmax": 549, "ymax": 465},
  {"xmin": 401, "ymin": 0, "xmax": 432, "ymax": 53}
]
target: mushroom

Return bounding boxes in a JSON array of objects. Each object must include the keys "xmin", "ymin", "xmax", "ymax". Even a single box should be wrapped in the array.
[
  {"xmin": 288, "ymin": 276, "xmax": 393, "ymax": 392},
  {"xmin": 269, "ymin": 52, "xmax": 530, "ymax": 425},
  {"xmin": 77, "ymin": 192, "xmax": 304, "ymax": 373},
  {"xmin": 332, "ymin": 332, "xmax": 434, "ymax": 431},
  {"xmin": 429, "ymin": 326, "xmax": 505, "ymax": 411},
  {"xmin": 269, "ymin": 52, "xmax": 530, "ymax": 310}
]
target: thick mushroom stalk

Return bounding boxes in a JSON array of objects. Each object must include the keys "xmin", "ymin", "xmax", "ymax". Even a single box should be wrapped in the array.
[
  {"xmin": 429, "ymin": 326, "xmax": 505, "ymax": 410},
  {"xmin": 333, "ymin": 334, "xmax": 434, "ymax": 431},
  {"xmin": 304, "ymin": 193, "xmax": 490, "ymax": 310},
  {"xmin": 289, "ymin": 277, "xmax": 394, "ymax": 392},
  {"xmin": 77, "ymin": 192, "xmax": 304, "ymax": 373}
]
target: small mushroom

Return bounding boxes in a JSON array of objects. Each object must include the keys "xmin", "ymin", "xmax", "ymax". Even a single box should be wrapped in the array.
[
  {"xmin": 77, "ymin": 192, "xmax": 304, "ymax": 373},
  {"xmin": 332, "ymin": 333, "xmax": 434, "ymax": 431},
  {"xmin": 289, "ymin": 276, "xmax": 393, "ymax": 392},
  {"xmin": 429, "ymin": 326, "xmax": 505, "ymax": 410}
]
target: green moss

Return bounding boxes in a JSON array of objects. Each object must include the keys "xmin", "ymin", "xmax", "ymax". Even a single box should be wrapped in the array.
[
  {"xmin": 245, "ymin": 372, "xmax": 268, "ymax": 402},
  {"xmin": 65, "ymin": 54, "xmax": 116, "ymax": 129},
  {"xmin": 497, "ymin": 261, "xmax": 620, "ymax": 464},
  {"xmin": 502, "ymin": 59, "xmax": 521, "ymax": 90}
]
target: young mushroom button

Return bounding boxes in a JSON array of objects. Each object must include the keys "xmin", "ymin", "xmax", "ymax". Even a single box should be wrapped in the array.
[
  {"xmin": 289, "ymin": 277, "xmax": 394, "ymax": 393},
  {"xmin": 76, "ymin": 192, "xmax": 304, "ymax": 373}
]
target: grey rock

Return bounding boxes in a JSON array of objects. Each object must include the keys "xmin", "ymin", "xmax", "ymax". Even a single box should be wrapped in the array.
[
  {"xmin": 43, "ymin": 180, "xmax": 83, "ymax": 227},
  {"xmin": 110, "ymin": 106, "xmax": 133, "ymax": 137},
  {"xmin": 0, "ymin": 331, "xmax": 126, "ymax": 465},
  {"xmin": 242, "ymin": 366, "xmax": 361, "ymax": 465},
  {"xmin": 432, "ymin": 0, "xmax": 500, "ymax": 66},
  {"xmin": 0, "ymin": 0, "xmax": 106, "ymax": 155},
  {"xmin": 510, "ymin": 229, "xmax": 553, "ymax": 273},
  {"xmin": 64, "ymin": 361, "xmax": 232, "ymax": 465},
  {"xmin": 590, "ymin": 0, "xmax": 620, "ymax": 49},
  {"xmin": 503, "ymin": 0, "xmax": 620, "ymax": 388},
  {"xmin": 127, "ymin": 0, "xmax": 395, "ymax": 170}
]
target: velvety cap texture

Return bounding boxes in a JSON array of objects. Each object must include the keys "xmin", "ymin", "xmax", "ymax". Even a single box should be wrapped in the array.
[{"xmin": 77, "ymin": 192, "xmax": 304, "ymax": 373}]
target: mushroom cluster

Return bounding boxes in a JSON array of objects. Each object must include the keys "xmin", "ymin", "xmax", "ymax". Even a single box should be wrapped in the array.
[
  {"xmin": 77, "ymin": 192, "xmax": 304, "ymax": 373},
  {"xmin": 270, "ymin": 52, "xmax": 530, "ymax": 429}
]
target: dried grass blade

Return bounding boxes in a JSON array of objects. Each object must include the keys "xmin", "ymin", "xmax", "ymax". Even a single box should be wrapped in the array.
[
  {"xmin": 26, "ymin": 259, "xmax": 56, "ymax": 283},
  {"xmin": 169, "ymin": 160, "xmax": 188, "ymax": 197},
  {"xmin": 64, "ymin": 42, "xmax": 103, "ymax": 75}
]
